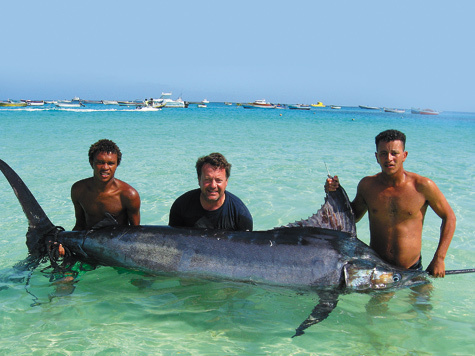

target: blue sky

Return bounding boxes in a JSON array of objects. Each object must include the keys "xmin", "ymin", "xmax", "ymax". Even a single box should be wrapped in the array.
[{"xmin": 2, "ymin": 1, "xmax": 474, "ymax": 111}]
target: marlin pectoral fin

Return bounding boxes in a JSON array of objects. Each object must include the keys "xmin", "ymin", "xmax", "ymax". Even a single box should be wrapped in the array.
[{"xmin": 292, "ymin": 289, "xmax": 340, "ymax": 337}]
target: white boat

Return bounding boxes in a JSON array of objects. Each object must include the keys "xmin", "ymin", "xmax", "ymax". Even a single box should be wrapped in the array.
[
  {"xmin": 136, "ymin": 106, "xmax": 161, "ymax": 111},
  {"xmin": 118, "ymin": 100, "xmax": 143, "ymax": 106},
  {"xmin": 411, "ymin": 108, "xmax": 439, "ymax": 115},
  {"xmin": 288, "ymin": 104, "xmax": 311, "ymax": 110},
  {"xmin": 330, "ymin": 105, "xmax": 341, "ymax": 109},
  {"xmin": 54, "ymin": 102, "xmax": 85, "ymax": 108},
  {"xmin": 198, "ymin": 104, "xmax": 207, "ymax": 108},
  {"xmin": 242, "ymin": 99, "xmax": 276, "ymax": 109},
  {"xmin": 359, "ymin": 105, "xmax": 380, "ymax": 110},
  {"xmin": 21, "ymin": 100, "xmax": 45, "ymax": 106},
  {"xmin": 152, "ymin": 93, "xmax": 185, "ymax": 108},
  {"xmin": 201, "ymin": 99, "xmax": 209, "ymax": 104},
  {"xmin": 384, "ymin": 108, "xmax": 405, "ymax": 114},
  {"xmin": 102, "ymin": 100, "xmax": 119, "ymax": 105}
]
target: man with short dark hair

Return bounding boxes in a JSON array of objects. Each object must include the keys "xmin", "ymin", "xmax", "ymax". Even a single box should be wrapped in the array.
[
  {"xmin": 326, "ymin": 129, "xmax": 456, "ymax": 277},
  {"xmin": 71, "ymin": 139, "xmax": 141, "ymax": 230},
  {"xmin": 169, "ymin": 152, "xmax": 253, "ymax": 231}
]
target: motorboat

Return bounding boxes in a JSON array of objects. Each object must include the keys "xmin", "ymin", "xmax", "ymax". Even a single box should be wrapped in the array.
[
  {"xmin": 152, "ymin": 92, "xmax": 185, "ymax": 108},
  {"xmin": 359, "ymin": 105, "xmax": 380, "ymax": 110},
  {"xmin": 288, "ymin": 104, "xmax": 311, "ymax": 110},
  {"xmin": 311, "ymin": 102, "xmax": 325, "ymax": 107},
  {"xmin": 21, "ymin": 100, "xmax": 45, "ymax": 106},
  {"xmin": 118, "ymin": 100, "xmax": 145, "ymax": 107},
  {"xmin": 136, "ymin": 106, "xmax": 161, "ymax": 111},
  {"xmin": 0, "ymin": 100, "xmax": 27, "ymax": 107},
  {"xmin": 201, "ymin": 99, "xmax": 209, "ymax": 104},
  {"xmin": 198, "ymin": 103, "xmax": 207, "ymax": 108},
  {"xmin": 384, "ymin": 108, "xmax": 405, "ymax": 114},
  {"xmin": 82, "ymin": 100, "xmax": 103, "ymax": 104},
  {"xmin": 242, "ymin": 99, "xmax": 276, "ymax": 109},
  {"xmin": 102, "ymin": 100, "xmax": 119, "ymax": 105},
  {"xmin": 54, "ymin": 102, "xmax": 85, "ymax": 108},
  {"xmin": 411, "ymin": 108, "xmax": 439, "ymax": 115},
  {"xmin": 330, "ymin": 105, "xmax": 341, "ymax": 109}
]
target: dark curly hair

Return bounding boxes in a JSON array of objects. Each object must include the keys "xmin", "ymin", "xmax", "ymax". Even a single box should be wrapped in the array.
[
  {"xmin": 88, "ymin": 139, "xmax": 122, "ymax": 167},
  {"xmin": 375, "ymin": 130, "xmax": 406, "ymax": 150},
  {"xmin": 196, "ymin": 152, "xmax": 231, "ymax": 179}
]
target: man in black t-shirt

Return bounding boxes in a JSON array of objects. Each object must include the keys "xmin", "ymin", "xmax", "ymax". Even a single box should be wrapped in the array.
[{"xmin": 169, "ymin": 153, "xmax": 253, "ymax": 231}]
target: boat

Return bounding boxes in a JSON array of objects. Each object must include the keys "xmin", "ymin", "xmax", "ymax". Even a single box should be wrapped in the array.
[
  {"xmin": 359, "ymin": 105, "xmax": 380, "ymax": 110},
  {"xmin": 54, "ymin": 102, "xmax": 85, "ymax": 108},
  {"xmin": 311, "ymin": 102, "xmax": 325, "ymax": 107},
  {"xmin": 242, "ymin": 99, "xmax": 276, "ymax": 109},
  {"xmin": 384, "ymin": 108, "xmax": 405, "ymax": 114},
  {"xmin": 0, "ymin": 100, "xmax": 27, "ymax": 107},
  {"xmin": 101, "ymin": 100, "xmax": 119, "ymax": 105},
  {"xmin": 288, "ymin": 104, "xmax": 311, "ymax": 110},
  {"xmin": 21, "ymin": 100, "xmax": 45, "ymax": 106},
  {"xmin": 82, "ymin": 100, "xmax": 103, "ymax": 104},
  {"xmin": 411, "ymin": 108, "xmax": 439, "ymax": 115},
  {"xmin": 197, "ymin": 104, "xmax": 207, "ymax": 108},
  {"xmin": 152, "ymin": 93, "xmax": 185, "ymax": 108},
  {"xmin": 330, "ymin": 105, "xmax": 341, "ymax": 109},
  {"xmin": 201, "ymin": 99, "xmax": 209, "ymax": 104},
  {"xmin": 118, "ymin": 100, "xmax": 144, "ymax": 106},
  {"xmin": 136, "ymin": 106, "xmax": 161, "ymax": 111},
  {"xmin": 224, "ymin": 102, "xmax": 233, "ymax": 106}
]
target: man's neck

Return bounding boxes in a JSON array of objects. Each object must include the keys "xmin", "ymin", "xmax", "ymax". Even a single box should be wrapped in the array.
[
  {"xmin": 200, "ymin": 192, "xmax": 226, "ymax": 211},
  {"xmin": 379, "ymin": 170, "xmax": 406, "ymax": 186}
]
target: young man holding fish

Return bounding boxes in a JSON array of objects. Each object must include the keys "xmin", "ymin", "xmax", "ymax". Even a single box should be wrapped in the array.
[
  {"xmin": 325, "ymin": 129, "xmax": 456, "ymax": 277},
  {"xmin": 71, "ymin": 139, "xmax": 141, "ymax": 230}
]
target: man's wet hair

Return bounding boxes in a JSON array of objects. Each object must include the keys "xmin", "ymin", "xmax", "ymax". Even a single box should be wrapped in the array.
[
  {"xmin": 88, "ymin": 139, "xmax": 122, "ymax": 167},
  {"xmin": 375, "ymin": 129, "xmax": 406, "ymax": 150},
  {"xmin": 196, "ymin": 152, "xmax": 231, "ymax": 179}
]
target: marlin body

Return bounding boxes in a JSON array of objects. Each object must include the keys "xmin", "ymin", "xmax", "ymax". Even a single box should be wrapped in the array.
[{"xmin": 0, "ymin": 159, "xmax": 429, "ymax": 336}]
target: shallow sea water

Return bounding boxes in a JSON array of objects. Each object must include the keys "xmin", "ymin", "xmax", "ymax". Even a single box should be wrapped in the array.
[{"xmin": 0, "ymin": 104, "xmax": 474, "ymax": 355}]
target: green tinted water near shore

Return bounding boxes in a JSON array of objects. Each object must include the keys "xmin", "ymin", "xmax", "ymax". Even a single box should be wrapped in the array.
[{"xmin": 0, "ymin": 104, "xmax": 474, "ymax": 355}]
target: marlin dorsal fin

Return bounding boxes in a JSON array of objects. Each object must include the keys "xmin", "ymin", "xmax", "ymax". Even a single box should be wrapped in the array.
[{"xmin": 281, "ymin": 186, "xmax": 356, "ymax": 236}]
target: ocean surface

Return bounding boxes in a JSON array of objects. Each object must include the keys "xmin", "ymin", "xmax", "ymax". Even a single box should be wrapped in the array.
[{"xmin": 0, "ymin": 103, "xmax": 474, "ymax": 355}]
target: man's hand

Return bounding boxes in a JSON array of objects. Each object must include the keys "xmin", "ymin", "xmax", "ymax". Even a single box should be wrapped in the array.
[
  {"xmin": 426, "ymin": 256, "xmax": 446, "ymax": 277},
  {"xmin": 325, "ymin": 175, "xmax": 340, "ymax": 193}
]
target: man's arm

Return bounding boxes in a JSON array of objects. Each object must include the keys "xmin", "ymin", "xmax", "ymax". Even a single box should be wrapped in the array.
[
  {"xmin": 326, "ymin": 176, "xmax": 368, "ymax": 222},
  {"xmin": 351, "ymin": 179, "xmax": 369, "ymax": 223},
  {"xmin": 123, "ymin": 187, "xmax": 141, "ymax": 226},
  {"xmin": 421, "ymin": 178, "xmax": 456, "ymax": 277},
  {"xmin": 71, "ymin": 182, "xmax": 87, "ymax": 231}
]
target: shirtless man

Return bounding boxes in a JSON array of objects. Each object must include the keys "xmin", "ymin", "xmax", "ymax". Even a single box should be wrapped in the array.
[
  {"xmin": 326, "ymin": 129, "xmax": 456, "ymax": 277},
  {"xmin": 71, "ymin": 139, "xmax": 141, "ymax": 230}
]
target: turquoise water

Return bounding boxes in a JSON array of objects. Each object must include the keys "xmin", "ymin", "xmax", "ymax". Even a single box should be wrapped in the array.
[{"xmin": 0, "ymin": 104, "xmax": 474, "ymax": 355}]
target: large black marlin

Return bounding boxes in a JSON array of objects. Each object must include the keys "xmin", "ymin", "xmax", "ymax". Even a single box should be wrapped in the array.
[{"xmin": 0, "ymin": 159, "xmax": 431, "ymax": 336}]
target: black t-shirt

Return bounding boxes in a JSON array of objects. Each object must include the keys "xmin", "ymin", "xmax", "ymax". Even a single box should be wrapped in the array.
[{"xmin": 169, "ymin": 189, "xmax": 253, "ymax": 231}]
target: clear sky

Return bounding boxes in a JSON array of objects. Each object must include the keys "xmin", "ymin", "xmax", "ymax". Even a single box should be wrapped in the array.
[{"xmin": 2, "ymin": 0, "xmax": 474, "ymax": 112}]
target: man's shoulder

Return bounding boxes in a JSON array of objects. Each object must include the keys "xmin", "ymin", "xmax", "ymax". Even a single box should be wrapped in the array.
[
  {"xmin": 358, "ymin": 174, "xmax": 379, "ymax": 188},
  {"xmin": 224, "ymin": 191, "xmax": 250, "ymax": 211},
  {"xmin": 224, "ymin": 191, "xmax": 245, "ymax": 203},
  {"xmin": 174, "ymin": 188, "xmax": 200, "ymax": 203},
  {"xmin": 72, "ymin": 177, "xmax": 93, "ymax": 191},
  {"xmin": 116, "ymin": 180, "xmax": 140, "ymax": 201}
]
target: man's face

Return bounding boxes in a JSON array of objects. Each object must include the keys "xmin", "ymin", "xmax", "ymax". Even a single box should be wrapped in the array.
[
  {"xmin": 198, "ymin": 163, "xmax": 228, "ymax": 203},
  {"xmin": 92, "ymin": 152, "xmax": 118, "ymax": 183},
  {"xmin": 375, "ymin": 140, "xmax": 407, "ymax": 175}
]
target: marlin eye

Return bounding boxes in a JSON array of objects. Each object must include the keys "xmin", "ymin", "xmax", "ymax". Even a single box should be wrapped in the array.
[{"xmin": 393, "ymin": 274, "xmax": 401, "ymax": 282}]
